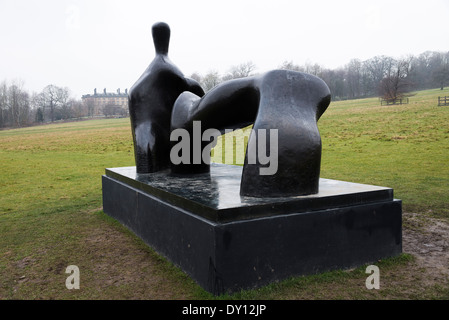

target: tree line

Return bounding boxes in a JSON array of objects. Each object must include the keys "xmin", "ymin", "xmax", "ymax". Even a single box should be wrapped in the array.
[
  {"xmin": 2, "ymin": 50, "xmax": 448, "ymax": 129},
  {"xmin": 0, "ymin": 82, "xmax": 87, "ymax": 129},
  {"xmin": 191, "ymin": 50, "xmax": 449, "ymax": 101}
]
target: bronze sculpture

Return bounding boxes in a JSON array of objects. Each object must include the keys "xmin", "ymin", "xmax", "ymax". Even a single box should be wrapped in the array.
[{"xmin": 129, "ymin": 22, "xmax": 331, "ymax": 197}]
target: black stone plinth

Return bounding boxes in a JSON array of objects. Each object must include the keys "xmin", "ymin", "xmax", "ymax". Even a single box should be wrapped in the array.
[{"xmin": 102, "ymin": 163, "xmax": 402, "ymax": 295}]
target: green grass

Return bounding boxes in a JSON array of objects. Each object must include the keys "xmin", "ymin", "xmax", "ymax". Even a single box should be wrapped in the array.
[
  {"xmin": 318, "ymin": 88, "xmax": 449, "ymax": 218},
  {"xmin": 214, "ymin": 254, "xmax": 418, "ymax": 300},
  {"xmin": 1, "ymin": 88, "xmax": 449, "ymax": 299}
]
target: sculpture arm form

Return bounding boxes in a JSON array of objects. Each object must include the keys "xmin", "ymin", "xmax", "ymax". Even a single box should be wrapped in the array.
[{"xmin": 171, "ymin": 70, "xmax": 331, "ymax": 197}]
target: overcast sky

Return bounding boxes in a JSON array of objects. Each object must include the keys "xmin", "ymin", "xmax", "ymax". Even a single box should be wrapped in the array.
[{"xmin": 1, "ymin": 0, "xmax": 448, "ymax": 98}]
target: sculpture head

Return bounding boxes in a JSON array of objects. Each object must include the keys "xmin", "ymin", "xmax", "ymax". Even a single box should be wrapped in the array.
[{"xmin": 152, "ymin": 22, "xmax": 170, "ymax": 55}]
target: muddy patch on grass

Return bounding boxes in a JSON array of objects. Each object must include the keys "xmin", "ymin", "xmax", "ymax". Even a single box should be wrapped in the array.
[
  {"xmin": 16, "ymin": 256, "xmax": 37, "ymax": 269},
  {"xmin": 402, "ymin": 212, "xmax": 449, "ymax": 287},
  {"xmin": 78, "ymin": 220, "xmax": 198, "ymax": 299}
]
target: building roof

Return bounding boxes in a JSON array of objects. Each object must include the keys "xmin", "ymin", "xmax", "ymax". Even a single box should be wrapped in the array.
[{"xmin": 82, "ymin": 88, "xmax": 129, "ymax": 99}]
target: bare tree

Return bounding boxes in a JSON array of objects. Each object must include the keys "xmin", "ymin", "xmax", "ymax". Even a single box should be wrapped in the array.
[
  {"xmin": 278, "ymin": 61, "xmax": 305, "ymax": 72},
  {"xmin": 32, "ymin": 91, "xmax": 48, "ymax": 122},
  {"xmin": 70, "ymin": 99, "xmax": 86, "ymax": 119},
  {"xmin": 223, "ymin": 61, "xmax": 256, "ymax": 80},
  {"xmin": 304, "ymin": 62, "xmax": 322, "ymax": 76},
  {"xmin": 58, "ymin": 87, "xmax": 72, "ymax": 120},
  {"xmin": 345, "ymin": 59, "xmax": 362, "ymax": 98},
  {"xmin": 5, "ymin": 80, "xmax": 30, "ymax": 127},
  {"xmin": 433, "ymin": 51, "xmax": 449, "ymax": 90},
  {"xmin": 319, "ymin": 68, "xmax": 346, "ymax": 100},
  {"xmin": 364, "ymin": 56, "xmax": 395, "ymax": 91},
  {"xmin": 379, "ymin": 57, "xmax": 413, "ymax": 102},
  {"xmin": 103, "ymin": 103, "xmax": 126, "ymax": 117},
  {"xmin": 36, "ymin": 85, "xmax": 71, "ymax": 122},
  {"xmin": 84, "ymin": 98, "xmax": 95, "ymax": 118},
  {"xmin": 201, "ymin": 70, "xmax": 221, "ymax": 92},
  {"xmin": 41, "ymin": 85, "xmax": 59, "ymax": 122},
  {"xmin": 0, "ymin": 81, "xmax": 7, "ymax": 128},
  {"xmin": 409, "ymin": 51, "xmax": 434, "ymax": 90},
  {"xmin": 35, "ymin": 107, "xmax": 44, "ymax": 123}
]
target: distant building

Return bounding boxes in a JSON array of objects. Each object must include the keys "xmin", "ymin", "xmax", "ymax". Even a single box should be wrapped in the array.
[{"xmin": 82, "ymin": 88, "xmax": 129, "ymax": 117}]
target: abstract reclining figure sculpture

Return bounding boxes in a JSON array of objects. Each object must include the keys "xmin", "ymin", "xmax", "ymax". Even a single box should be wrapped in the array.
[
  {"xmin": 172, "ymin": 71, "xmax": 331, "ymax": 197},
  {"xmin": 129, "ymin": 22, "xmax": 331, "ymax": 198},
  {"xmin": 106, "ymin": 22, "xmax": 401, "ymax": 296}
]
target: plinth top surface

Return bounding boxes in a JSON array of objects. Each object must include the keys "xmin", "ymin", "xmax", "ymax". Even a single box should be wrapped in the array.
[{"xmin": 105, "ymin": 163, "xmax": 393, "ymax": 223}]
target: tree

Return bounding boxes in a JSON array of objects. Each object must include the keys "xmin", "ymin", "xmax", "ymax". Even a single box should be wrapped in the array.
[
  {"xmin": 319, "ymin": 68, "xmax": 346, "ymax": 100},
  {"xmin": 103, "ymin": 103, "xmax": 126, "ymax": 117},
  {"xmin": 409, "ymin": 51, "xmax": 433, "ymax": 90},
  {"xmin": 35, "ymin": 85, "xmax": 71, "ymax": 122},
  {"xmin": 201, "ymin": 70, "xmax": 221, "ymax": 92},
  {"xmin": 45, "ymin": 85, "xmax": 60, "ymax": 122},
  {"xmin": 55, "ymin": 87, "xmax": 72, "ymax": 120},
  {"xmin": 363, "ymin": 55, "xmax": 395, "ymax": 96},
  {"xmin": 31, "ymin": 91, "xmax": 47, "ymax": 122},
  {"xmin": 35, "ymin": 107, "xmax": 44, "ymax": 123},
  {"xmin": 378, "ymin": 57, "xmax": 413, "ymax": 102},
  {"xmin": 0, "ymin": 81, "xmax": 7, "ymax": 128},
  {"xmin": 345, "ymin": 59, "xmax": 362, "ymax": 98},
  {"xmin": 223, "ymin": 61, "xmax": 256, "ymax": 80},
  {"xmin": 0, "ymin": 80, "xmax": 30, "ymax": 127},
  {"xmin": 278, "ymin": 61, "xmax": 305, "ymax": 72},
  {"xmin": 304, "ymin": 62, "xmax": 322, "ymax": 76},
  {"xmin": 70, "ymin": 99, "xmax": 86, "ymax": 119},
  {"xmin": 84, "ymin": 98, "xmax": 95, "ymax": 117},
  {"xmin": 433, "ymin": 51, "xmax": 449, "ymax": 90}
]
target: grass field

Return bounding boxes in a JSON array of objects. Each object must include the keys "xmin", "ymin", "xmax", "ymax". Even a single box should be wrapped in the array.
[
  {"xmin": 319, "ymin": 89, "xmax": 449, "ymax": 218},
  {"xmin": 1, "ymin": 88, "xmax": 448, "ymax": 300}
]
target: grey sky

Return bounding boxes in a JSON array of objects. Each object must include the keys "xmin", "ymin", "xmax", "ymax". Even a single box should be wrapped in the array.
[{"xmin": 1, "ymin": 0, "xmax": 448, "ymax": 98}]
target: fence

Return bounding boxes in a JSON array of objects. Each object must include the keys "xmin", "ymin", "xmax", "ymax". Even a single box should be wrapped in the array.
[
  {"xmin": 380, "ymin": 98, "xmax": 409, "ymax": 106},
  {"xmin": 438, "ymin": 96, "xmax": 449, "ymax": 106}
]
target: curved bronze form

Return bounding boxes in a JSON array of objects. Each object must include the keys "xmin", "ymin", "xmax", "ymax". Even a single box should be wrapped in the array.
[{"xmin": 171, "ymin": 70, "xmax": 331, "ymax": 197}]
